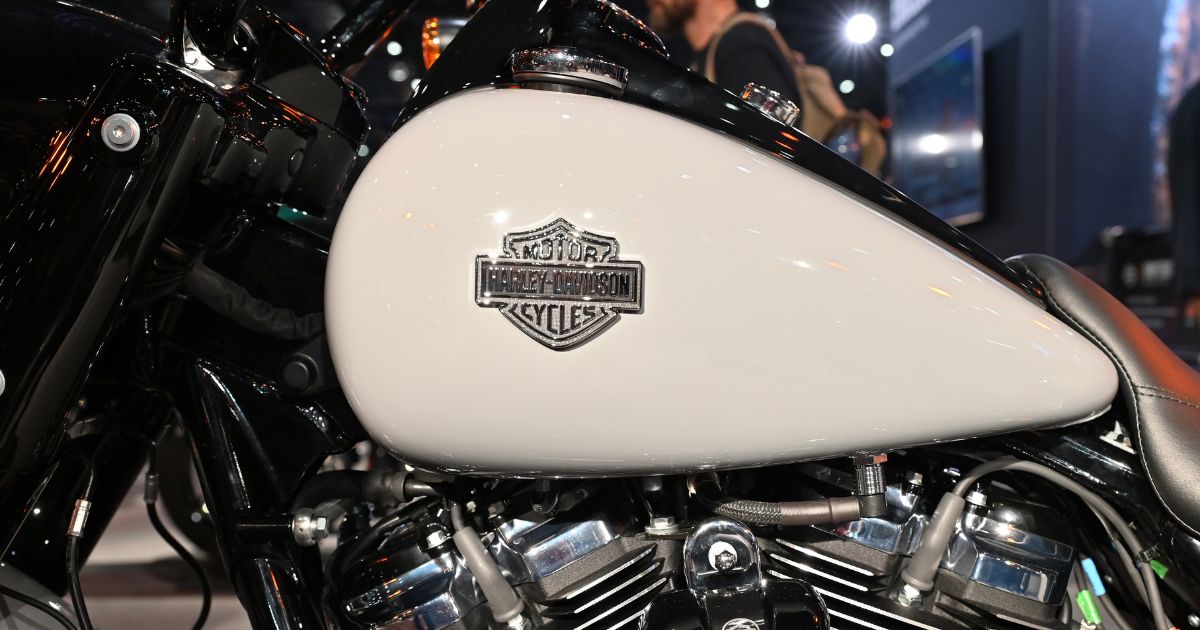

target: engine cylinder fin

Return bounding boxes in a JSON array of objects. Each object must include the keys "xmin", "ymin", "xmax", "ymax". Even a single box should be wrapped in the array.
[
  {"xmin": 550, "ymin": 545, "xmax": 658, "ymax": 602},
  {"xmin": 539, "ymin": 543, "xmax": 669, "ymax": 630},
  {"xmin": 764, "ymin": 538, "xmax": 970, "ymax": 630}
]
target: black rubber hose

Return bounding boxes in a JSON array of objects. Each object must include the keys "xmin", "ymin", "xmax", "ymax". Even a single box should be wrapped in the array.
[
  {"xmin": 147, "ymin": 503, "xmax": 211, "ymax": 630},
  {"xmin": 0, "ymin": 583, "xmax": 77, "ymax": 629},
  {"xmin": 327, "ymin": 499, "xmax": 433, "ymax": 578},
  {"xmin": 65, "ymin": 537, "xmax": 93, "ymax": 630},
  {"xmin": 183, "ymin": 260, "xmax": 323, "ymax": 340},
  {"xmin": 291, "ymin": 470, "xmax": 367, "ymax": 510},
  {"xmin": 404, "ymin": 479, "xmax": 442, "ymax": 498}
]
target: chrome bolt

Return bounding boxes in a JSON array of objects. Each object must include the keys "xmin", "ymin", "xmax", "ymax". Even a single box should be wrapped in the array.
[
  {"xmin": 965, "ymin": 489, "xmax": 989, "ymax": 509},
  {"xmin": 292, "ymin": 508, "xmax": 331, "ymax": 546},
  {"xmin": 1187, "ymin": 613, "xmax": 1199, "ymax": 628},
  {"xmin": 646, "ymin": 516, "xmax": 678, "ymax": 535},
  {"xmin": 425, "ymin": 528, "xmax": 450, "ymax": 548},
  {"xmin": 904, "ymin": 471, "xmax": 924, "ymax": 486},
  {"xmin": 101, "ymin": 113, "xmax": 141, "ymax": 152},
  {"xmin": 708, "ymin": 541, "xmax": 738, "ymax": 573},
  {"xmin": 895, "ymin": 583, "xmax": 922, "ymax": 607}
]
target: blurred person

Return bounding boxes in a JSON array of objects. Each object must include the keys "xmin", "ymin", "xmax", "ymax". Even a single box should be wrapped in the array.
[{"xmin": 648, "ymin": 0, "xmax": 801, "ymax": 105}]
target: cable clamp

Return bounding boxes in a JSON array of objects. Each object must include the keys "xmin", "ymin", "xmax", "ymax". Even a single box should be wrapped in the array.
[
  {"xmin": 143, "ymin": 472, "xmax": 160, "ymax": 504},
  {"xmin": 67, "ymin": 499, "xmax": 92, "ymax": 538}
]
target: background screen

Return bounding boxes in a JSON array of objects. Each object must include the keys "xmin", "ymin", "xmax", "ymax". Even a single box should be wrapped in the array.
[{"xmin": 891, "ymin": 28, "xmax": 985, "ymax": 226}]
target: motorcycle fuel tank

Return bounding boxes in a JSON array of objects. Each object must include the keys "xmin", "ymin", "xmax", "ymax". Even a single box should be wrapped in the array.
[{"xmin": 326, "ymin": 87, "xmax": 1118, "ymax": 476}]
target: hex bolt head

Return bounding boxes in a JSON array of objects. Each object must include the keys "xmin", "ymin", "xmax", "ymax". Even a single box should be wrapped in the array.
[
  {"xmin": 896, "ymin": 583, "xmax": 922, "ymax": 607},
  {"xmin": 852, "ymin": 452, "xmax": 888, "ymax": 466},
  {"xmin": 965, "ymin": 489, "xmax": 989, "ymax": 509},
  {"xmin": 646, "ymin": 516, "xmax": 679, "ymax": 535},
  {"xmin": 425, "ymin": 528, "xmax": 450, "ymax": 548},
  {"xmin": 101, "ymin": 113, "xmax": 141, "ymax": 152},
  {"xmin": 707, "ymin": 541, "xmax": 738, "ymax": 573}
]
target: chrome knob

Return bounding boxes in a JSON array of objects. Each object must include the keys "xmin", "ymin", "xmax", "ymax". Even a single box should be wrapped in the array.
[
  {"xmin": 511, "ymin": 47, "xmax": 629, "ymax": 96},
  {"xmin": 741, "ymin": 83, "xmax": 800, "ymax": 126}
]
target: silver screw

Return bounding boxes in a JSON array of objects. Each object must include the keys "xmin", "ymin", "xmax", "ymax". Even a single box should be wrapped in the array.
[
  {"xmin": 1187, "ymin": 613, "xmax": 1199, "ymax": 628},
  {"xmin": 101, "ymin": 113, "xmax": 141, "ymax": 152},
  {"xmin": 714, "ymin": 550, "xmax": 737, "ymax": 572},
  {"xmin": 904, "ymin": 471, "xmax": 924, "ymax": 486}
]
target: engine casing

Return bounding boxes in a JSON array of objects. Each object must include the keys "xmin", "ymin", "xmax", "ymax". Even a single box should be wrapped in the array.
[{"xmin": 327, "ymin": 87, "xmax": 1118, "ymax": 475}]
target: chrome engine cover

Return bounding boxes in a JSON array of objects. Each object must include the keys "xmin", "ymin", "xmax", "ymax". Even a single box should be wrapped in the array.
[
  {"xmin": 763, "ymin": 463, "xmax": 1076, "ymax": 628},
  {"xmin": 330, "ymin": 491, "xmax": 678, "ymax": 630}
]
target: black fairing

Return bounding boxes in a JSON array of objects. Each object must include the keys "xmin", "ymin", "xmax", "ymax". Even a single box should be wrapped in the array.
[
  {"xmin": 399, "ymin": 0, "xmax": 1040, "ymax": 300},
  {"xmin": 0, "ymin": 0, "xmax": 161, "ymax": 212},
  {"xmin": 0, "ymin": 0, "xmax": 367, "ymax": 599}
]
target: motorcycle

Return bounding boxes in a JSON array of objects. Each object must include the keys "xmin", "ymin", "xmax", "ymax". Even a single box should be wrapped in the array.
[{"xmin": 0, "ymin": 0, "xmax": 1196, "ymax": 628}]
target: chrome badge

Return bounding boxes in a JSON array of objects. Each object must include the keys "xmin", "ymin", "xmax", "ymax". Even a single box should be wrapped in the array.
[{"xmin": 475, "ymin": 218, "xmax": 644, "ymax": 350}]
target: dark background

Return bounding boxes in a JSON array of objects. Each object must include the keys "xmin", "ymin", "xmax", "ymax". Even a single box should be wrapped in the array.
[{"xmin": 79, "ymin": 0, "xmax": 1200, "ymax": 267}]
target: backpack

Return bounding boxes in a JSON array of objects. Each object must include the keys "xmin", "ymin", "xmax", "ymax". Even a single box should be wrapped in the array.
[{"xmin": 702, "ymin": 13, "xmax": 887, "ymax": 176}]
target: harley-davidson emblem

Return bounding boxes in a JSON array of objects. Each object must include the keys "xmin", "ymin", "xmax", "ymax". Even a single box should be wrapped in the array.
[{"xmin": 475, "ymin": 218, "xmax": 644, "ymax": 350}]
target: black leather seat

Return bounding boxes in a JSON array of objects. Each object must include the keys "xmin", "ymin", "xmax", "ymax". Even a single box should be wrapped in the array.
[{"xmin": 1009, "ymin": 254, "xmax": 1200, "ymax": 536}]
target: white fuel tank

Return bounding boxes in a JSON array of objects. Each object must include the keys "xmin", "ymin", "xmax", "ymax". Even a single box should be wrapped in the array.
[{"xmin": 326, "ymin": 87, "xmax": 1118, "ymax": 476}]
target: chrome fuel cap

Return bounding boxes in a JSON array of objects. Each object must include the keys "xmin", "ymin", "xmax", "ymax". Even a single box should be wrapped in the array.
[
  {"xmin": 741, "ymin": 83, "xmax": 800, "ymax": 126},
  {"xmin": 511, "ymin": 47, "xmax": 629, "ymax": 96}
]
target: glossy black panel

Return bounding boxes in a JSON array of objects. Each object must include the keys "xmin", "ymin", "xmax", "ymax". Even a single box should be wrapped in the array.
[
  {"xmin": 178, "ymin": 0, "xmax": 248, "ymax": 62},
  {"xmin": 5, "ymin": 390, "xmax": 171, "ymax": 593},
  {"xmin": 240, "ymin": 3, "xmax": 370, "ymax": 142},
  {"xmin": 319, "ymin": 0, "xmax": 422, "ymax": 76},
  {"xmin": 0, "ymin": 57, "xmax": 227, "ymax": 560},
  {"xmin": 995, "ymin": 430, "xmax": 1162, "ymax": 533},
  {"xmin": 397, "ymin": 0, "xmax": 1040, "ymax": 300},
  {"xmin": 0, "ymin": 1, "xmax": 368, "ymax": 609},
  {"xmin": 170, "ymin": 356, "xmax": 353, "ymax": 627},
  {"xmin": 0, "ymin": 0, "xmax": 161, "ymax": 103},
  {"xmin": 0, "ymin": 0, "xmax": 161, "ymax": 213}
]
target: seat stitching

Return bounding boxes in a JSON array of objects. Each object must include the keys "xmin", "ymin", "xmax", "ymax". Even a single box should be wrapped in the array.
[
  {"xmin": 1138, "ymin": 389, "xmax": 1200, "ymax": 410},
  {"xmin": 1136, "ymin": 384, "xmax": 1200, "ymax": 407},
  {"xmin": 1014, "ymin": 260, "xmax": 1199, "ymax": 536}
]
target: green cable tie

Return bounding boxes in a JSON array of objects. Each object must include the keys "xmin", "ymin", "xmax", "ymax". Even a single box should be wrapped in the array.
[
  {"xmin": 1150, "ymin": 558, "xmax": 1169, "ymax": 579},
  {"xmin": 1076, "ymin": 590, "xmax": 1102, "ymax": 626}
]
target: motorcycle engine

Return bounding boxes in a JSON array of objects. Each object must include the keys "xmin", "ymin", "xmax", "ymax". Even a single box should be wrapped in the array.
[
  {"xmin": 762, "ymin": 462, "xmax": 1077, "ymax": 629},
  {"xmin": 326, "ymin": 460, "xmax": 1077, "ymax": 630}
]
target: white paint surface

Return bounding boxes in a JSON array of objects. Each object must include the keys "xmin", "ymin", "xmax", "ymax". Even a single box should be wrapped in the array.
[{"xmin": 326, "ymin": 88, "xmax": 1118, "ymax": 475}]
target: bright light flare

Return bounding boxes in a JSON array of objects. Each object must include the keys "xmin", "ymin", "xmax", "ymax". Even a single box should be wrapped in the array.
[
  {"xmin": 917, "ymin": 133, "xmax": 949, "ymax": 155},
  {"xmin": 844, "ymin": 13, "xmax": 877, "ymax": 44}
]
